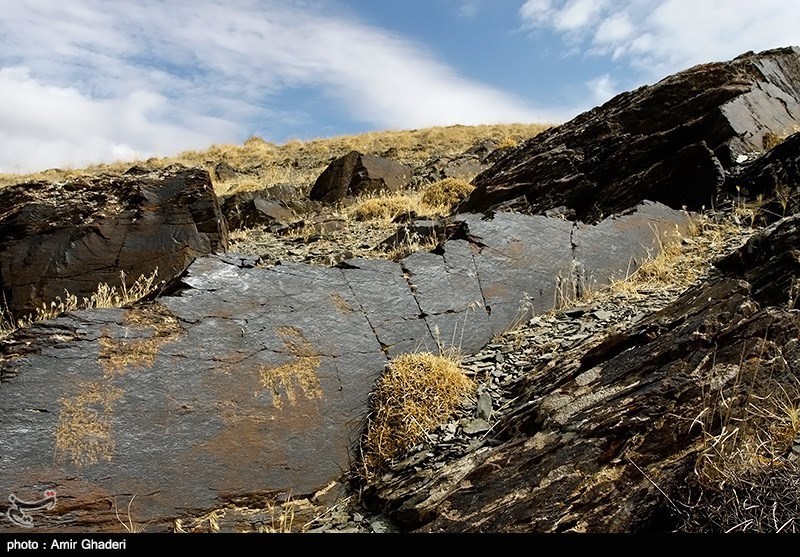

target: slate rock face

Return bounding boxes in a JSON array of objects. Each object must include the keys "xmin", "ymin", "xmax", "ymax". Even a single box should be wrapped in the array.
[
  {"xmin": 728, "ymin": 131, "xmax": 800, "ymax": 222},
  {"xmin": 0, "ymin": 203, "xmax": 688, "ymax": 531},
  {"xmin": 365, "ymin": 214, "xmax": 800, "ymax": 533},
  {"xmin": 0, "ymin": 166, "xmax": 228, "ymax": 319},
  {"xmin": 220, "ymin": 190, "xmax": 297, "ymax": 231},
  {"xmin": 309, "ymin": 151, "xmax": 413, "ymax": 203},
  {"xmin": 459, "ymin": 46, "xmax": 800, "ymax": 222}
]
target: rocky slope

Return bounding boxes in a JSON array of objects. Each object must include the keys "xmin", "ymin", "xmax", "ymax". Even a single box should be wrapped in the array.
[{"xmin": 1, "ymin": 47, "xmax": 800, "ymax": 534}]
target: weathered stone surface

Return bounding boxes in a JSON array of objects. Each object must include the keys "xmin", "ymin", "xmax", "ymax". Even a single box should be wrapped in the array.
[
  {"xmin": 309, "ymin": 151, "xmax": 413, "ymax": 203},
  {"xmin": 453, "ymin": 202, "xmax": 691, "ymax": 332},
  {"xmin": 459, "ymin": 47, "xmax": 800, "ymax": 222},
  {"xmin": 0, "ymin": 201, "xmax": 688, "ymax": 530},
  {"xmin": 220, "ymin": 191, "xmax": 296, "ymax": 231},
  {"xmin": 572, "ymin": 200, "xmax": 693, "ymax": 296},
  {"xmin": 728, "ymin": 131, "xmax": 800, "ymax": 222},
  {"xmin": 0, "ymin": 260, "xmax": 387, "ymax": 532},
  {"xmin": 0, "ymin": 166, "xmax": 228, "ymax": 320},
  {"xmin": 363, "ymin": 213, "xmax": 800, "ymax": 533},
  {"xmin": 214, "ymin": 161, "xmax": 239, "ymax": 182},
  {"xmin": 715, "ymin": 213, "xmax": 800, "ymax": 307}
]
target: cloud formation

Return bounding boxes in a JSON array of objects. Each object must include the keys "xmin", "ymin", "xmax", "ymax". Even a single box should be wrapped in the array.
[
  {"xmin": 520, "ymin": 0, "xmax": 800, "ymax": 93},
  {"xmin": 0, "ymin": 0, "xmax": 543, "ymax": 173}
]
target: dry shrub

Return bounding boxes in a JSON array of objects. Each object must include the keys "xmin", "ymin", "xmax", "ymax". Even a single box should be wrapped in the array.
[
  {"xmin": 420, "ymin": 177, "xmax": 474, "ymax": 208},
  {"xmin": 359, "ymin": 352, "xmax": 475, "ymax": 477},
  {"xmin": 678, "ymin": 370, "xmax": 800, "ymax": 533},
  {"xmin": 349, "ymin": 195, "xmax": 418, "ymax": 222},
  {"xmin": 1, "ymin": 269, "xmax": 163, "ymax": 338}
]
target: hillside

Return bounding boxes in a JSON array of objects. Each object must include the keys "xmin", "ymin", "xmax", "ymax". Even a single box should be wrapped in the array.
[{"xmin": 0, "ymin": 47, "xmax": 799, "ymax": 534}]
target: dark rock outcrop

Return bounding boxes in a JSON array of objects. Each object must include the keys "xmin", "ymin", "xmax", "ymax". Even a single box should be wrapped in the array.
[
  {"xmin": 364, "ymin": 214, "xmax": 800, "ymax": 533},
  {"xmin": 728, "ymin": 131, "xmax": 800, "ymax": 222},
  {"xmin": 213, "ymin": 161, "xmax": 239, "ymax": 182},
  {"xmin": 309, "ymin": 151, "xmax": 413, "ymax": 203},
  {"xmin": 220, "ymin": 191, "xmax": 297, "ymax": 231},
  {"xmin": 458, "ymin": 47, "xmax": 800, "ymax": 222},
  {"xmin": 0, "ymin": 202, "xmax": 688, "ymax": 531},
  {"xmin": 0, "ymin": 166, "xmax": 228, "ymax": 319}
]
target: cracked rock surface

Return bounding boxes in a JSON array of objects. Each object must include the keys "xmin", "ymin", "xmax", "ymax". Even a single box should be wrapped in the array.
[{"xmin": 0, "ymin": 202, "xmax": 687, "ymax": 532}]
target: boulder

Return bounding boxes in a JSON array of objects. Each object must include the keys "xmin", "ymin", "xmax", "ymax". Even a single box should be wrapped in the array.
[
  {"xmin": 309, "ymin": 151, "xmax": 413, "ymax": 204},
  {"xmin": 220, "ymin": 191, "xmax": 297, "ymax": 231},
  {"xmin": 0, "ymin": 166, "xmax": 228, "ymax": 320},
  {"xmin": 728, "ymin": 131, "xmax": 800, "ymax": 222},
  {"xmin": 459, "ymin": 46, "xmax": 800, "ymax": 222},
  {"xmin": 213, "ymin": 161, "xmax": 239, "ymax": 182}
]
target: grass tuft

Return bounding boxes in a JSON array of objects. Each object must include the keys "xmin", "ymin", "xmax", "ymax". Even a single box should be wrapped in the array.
[{"xmin": 358, "ymin": 351, "xmax": 475, "ymax": 479}]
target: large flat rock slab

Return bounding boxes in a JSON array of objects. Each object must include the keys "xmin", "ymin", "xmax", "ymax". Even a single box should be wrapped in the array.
[{"xmin": 0, "ymin": 203, "xmax": 690, "ymax": 531}]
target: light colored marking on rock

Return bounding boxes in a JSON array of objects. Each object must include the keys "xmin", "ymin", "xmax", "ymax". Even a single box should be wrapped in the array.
[
  {"xmin": 538, "ymin": 464, "xmax": 579, "ymax": 490},
  {"xmin": 523, "ymin": 431, "xmax": 558, "ymax": 451},
  {"xmin": 54, "ymin": 381, "xmax": 123, "ymax": 467},
  {"xmin": 330, "ymin": 292, "xmax": 355, "ymax": 314},
  {"xmin": 259, "ymin": 327, "xmax": 323, "ymax": 409},
  {"xmin": 97, "ymin": 307, "xmax": 182, "ymax": 377},
  {"xmin": 545, "ymin": 380, "xmax": 639, "ymax": 426},
  {"xmin": 707, "ymin": 363, "xmax": 740, "ymax": 391},
  {"xmin": 574, "ymin": 366, "xmax": 601, "ymax": 387}
]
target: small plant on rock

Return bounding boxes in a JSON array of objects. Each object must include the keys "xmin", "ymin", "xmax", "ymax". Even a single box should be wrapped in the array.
[{"xmin": 358, "ymin": 351, "xmax": 475, "ymax": 479}]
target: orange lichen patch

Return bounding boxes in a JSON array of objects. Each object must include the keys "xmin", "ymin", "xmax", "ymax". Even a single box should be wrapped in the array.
[
  {"xmin": 259, "ymin": 327, "xmax": 323, "ymax": 410},
  {"xmin": 259, "ymin": 358, "xmax": 323, "ymax": 410},
  {"xmin": 54, "ymin": 382, "xmax": 123, "ymax": 468}
]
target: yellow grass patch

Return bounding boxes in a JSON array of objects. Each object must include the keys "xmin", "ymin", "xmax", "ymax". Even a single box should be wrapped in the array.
[{"xmin": 359, "ymin": 352, "xmax": 475, "ymax": 477}]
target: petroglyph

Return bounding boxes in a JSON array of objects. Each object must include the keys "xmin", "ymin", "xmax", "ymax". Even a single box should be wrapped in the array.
[
  {"xmin": 259, "ymin": 327, "xmax": 323, "ymax": 409},
  {"xmin": 54, "ymin": 382, "xmax": 123, "ymax": 467}
]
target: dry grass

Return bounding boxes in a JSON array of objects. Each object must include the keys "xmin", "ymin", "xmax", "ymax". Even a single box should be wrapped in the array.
[
  {"xmin": 0, "ymin": 123, "xmax": 551, "ymax": 195},
  {"xmin": 0, "ymin": 269, "xmax": 163, "ymax": 339},
  {"xmin": 172, "ymin": 494, "xmax": 313, "ymax": 533},
  {"xmin": 679, "ymin": 359, "xmax": 800, "ymax": 532},
  {"xmin": 420, "ymin": 177, "xmax": 474, "ymax": 208},
  {"xmin": 358, "ymin": 351, "xmax": 475, "ymax": 478},
  {"xmin": 113, "ymin": 495, "xmax": 152, "ymax": 533},
  {"xmin": 580, "ymin": 213, "xmax": 754, "ymax": 305}
]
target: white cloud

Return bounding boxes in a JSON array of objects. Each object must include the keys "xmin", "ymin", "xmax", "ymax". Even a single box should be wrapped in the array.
[
  {"xmin": 521, "ymin": 0, "xmax": 608, "ymax": 33},
  {"xmin": 586, "ymin": 74, "xmax": 617, "ymax": 103},
  {"xmin": 0, "ymin": 67, "xmax": 232, "ymax": 173},
  {"xmin": 520, "ymin": 0, "xmax": 800, "ymax": 84},
  {"xmin": 0, "ymin": 0, "xmax": 547, "ymax": 173},
  {"xmin": 458, "ymin": 0, "xmax": 481, "ymax": 17}
]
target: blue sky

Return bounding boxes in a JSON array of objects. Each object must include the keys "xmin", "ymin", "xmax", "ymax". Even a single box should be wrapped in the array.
[{"xmin": 1, "ymin": 0, "xmax": 799, "ymax": 173}]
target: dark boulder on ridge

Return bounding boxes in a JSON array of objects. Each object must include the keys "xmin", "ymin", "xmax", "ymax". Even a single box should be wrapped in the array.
[
  {"xmin": 0, "ymin": 166, "xmax": 228, "ymax": 319},
  {"xmin": 458, "ymin": 47, "xmax": 800, "ymax": 222},
  {"xmin": 309, "ymin": 151, "xmax": 413, "ymax": 203},
  {"xmin": 727, "ymin": 131, "xmax": 800, "ymax": 222}
]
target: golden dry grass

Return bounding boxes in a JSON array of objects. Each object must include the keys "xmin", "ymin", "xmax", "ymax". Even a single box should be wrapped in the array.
[
  {"xmin": 420, "ymin": 177, "xmax": 474, "ymax": 208},
  {"xmin": 359, "ymin": 351, "xmax": 475, "ymax": 478},
  {"xmin": 0, "ymin": 123, "xmax": 551, "ymax": 195},
  {"xmin": 0, "ymin": 269, "xmax": 164, "ymax": 339}
]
